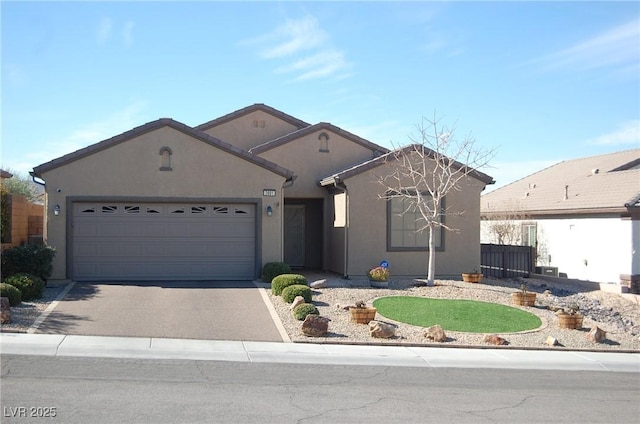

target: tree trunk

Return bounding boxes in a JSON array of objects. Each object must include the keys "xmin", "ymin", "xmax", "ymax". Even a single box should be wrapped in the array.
[{"xmin": 427, "ymin": 226, "xmax": 435, "ymax": 286}]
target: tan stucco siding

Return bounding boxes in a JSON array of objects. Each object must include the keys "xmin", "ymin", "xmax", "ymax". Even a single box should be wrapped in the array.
[
  {"xmin": 343, "ymin": 165, "xmax": 486, "ymax": 278},
  {"xmin": 258, "ymin": 131, "xmax": 378, "ymax": 198},
  {"xmin": 41, "ymin": 126, "xmax": 286, "ymax": 279},
  {"xmin": 201, "ymin": 111, "xmax": 300, "ymax": 151}
]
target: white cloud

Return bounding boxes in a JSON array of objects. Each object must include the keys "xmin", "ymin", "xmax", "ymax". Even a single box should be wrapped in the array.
[
  {"xmin": 24, "ymin": 101, "xmax": 148, "ymax": 172},
  {"xmin": 589, "ymin": 120, "xmax": 640, "ymax": 146},
  {"xmin": 527, "ymin": 19, "xmax": 640, "ymax": 76},
  {"xmin": 97, "ymin": 17, "xmax": 112, "ymax": 43},
  {"xmin": 260, "ymin": 15, "xmax": 327, "ymax": 58},
  {"xmin": 242, "ymin": 15, "xmax": 350, "ymax": 82},
  {"xmin": 122, "ymin": 21, "xmax": 135, "ymax": 47}
]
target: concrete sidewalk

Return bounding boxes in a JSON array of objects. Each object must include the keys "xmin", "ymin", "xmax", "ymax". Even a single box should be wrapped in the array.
[{"xmin": 1, "ymin": 333, "xmax": 638, "ymax": 373}]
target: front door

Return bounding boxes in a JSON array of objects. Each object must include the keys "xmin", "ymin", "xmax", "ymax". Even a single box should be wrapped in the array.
[{"xmin": 284, "ymin": 205, "xmax": 305, "ymax": 267}]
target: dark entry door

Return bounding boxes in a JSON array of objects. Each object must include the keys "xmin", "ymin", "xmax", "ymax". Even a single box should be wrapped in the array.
[{"xmin": 284, "ymin": 205, "xmax": 305, "ymax": 267}]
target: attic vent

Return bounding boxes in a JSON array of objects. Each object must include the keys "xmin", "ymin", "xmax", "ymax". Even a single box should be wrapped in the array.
[
  {"xmin": 564, "ymin": 185, "xmax": 569, "ymax": 201},
  {"xmin": 591, "ymin": 168, "xmax": 599, "ymax": 175}
]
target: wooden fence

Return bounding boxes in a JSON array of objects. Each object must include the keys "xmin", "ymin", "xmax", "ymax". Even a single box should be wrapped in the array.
[{"xmin": 480, "ymin": 244, "xmax": 535, "ymax": 278}]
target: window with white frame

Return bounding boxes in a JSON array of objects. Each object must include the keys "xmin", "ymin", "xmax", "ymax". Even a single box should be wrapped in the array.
[
  {"xmin": 387, "ymin": 194, "xmax": 443, "ymax": 251},
  {"xmin": 522, "ymin": 222, "xmax": 537, "ymax": 247}
]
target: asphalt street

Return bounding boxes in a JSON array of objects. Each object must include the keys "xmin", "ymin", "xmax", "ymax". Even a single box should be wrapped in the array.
[{"xmin": 2, "ymin": 354, "xmax": 639, "ymax": 424}]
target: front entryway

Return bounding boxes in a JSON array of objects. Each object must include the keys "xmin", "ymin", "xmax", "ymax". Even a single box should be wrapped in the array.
[
  {"xmin": 283, "ymin": 199, "xmax": 323, "ymax": 269},
  {"xmin": 71, "ymin": 202, "xmax": 256, "ymax": 281}
]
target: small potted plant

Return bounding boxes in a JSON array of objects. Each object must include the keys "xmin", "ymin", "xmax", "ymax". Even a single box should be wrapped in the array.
[
  {"xmin": 512, "ymin": 282, "xmax": 536, "ymax": 306},
  {"xmin": 367, "ymin": 266, "xmax": 390, "ymax": 288},
  {"xmin": 557, "ymin": 303, "xmax": 583, "ymax": 329},
  {"xmin": 349, "ymin": 300, "xmax": 377, "ymax": 324},
  {"xmin": 462, "ymin": 268, "xmax": 483, "ymax": 283}
]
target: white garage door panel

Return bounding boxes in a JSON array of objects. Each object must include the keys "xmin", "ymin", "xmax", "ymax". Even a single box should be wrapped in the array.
[{"xmin": 72, "ymin": 203, "xmax": 256, "ymax": 281}]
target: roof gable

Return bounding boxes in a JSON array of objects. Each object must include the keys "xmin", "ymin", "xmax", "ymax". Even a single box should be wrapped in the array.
[
  {"xmin": 481, "ymin": 148, "xmax": 640, "ymax": 215},
  {"xmin": 320, "ymin": 144, "xmax": 494, "ymax": 186},
  {"xmin": 195, "ymin": 103, "xmax": 310, "ymax": 132},
  {"xmin": 32, "ymin": 118, "xmax": 294, "ymax": 179},
  {"xmin": 249, "ymin": 122, "xmax": 389, "ymax": 155}
]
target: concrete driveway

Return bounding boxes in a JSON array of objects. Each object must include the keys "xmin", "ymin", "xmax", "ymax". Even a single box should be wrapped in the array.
[{"xmin": 35, "ymin": 281, "xmax": 286, "ymax": 342}]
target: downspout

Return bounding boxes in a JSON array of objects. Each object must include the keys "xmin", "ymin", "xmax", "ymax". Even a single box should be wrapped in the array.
[{"xmin": 333, "ymin": 180, "xmax": 350, "ymax": 279}]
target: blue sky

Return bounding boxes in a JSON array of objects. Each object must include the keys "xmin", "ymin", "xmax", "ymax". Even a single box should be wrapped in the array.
[{"xmin": 2, "ymin": 1, "xmax": 639, "ymax": 191}]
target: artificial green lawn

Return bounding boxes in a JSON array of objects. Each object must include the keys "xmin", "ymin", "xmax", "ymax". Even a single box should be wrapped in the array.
[{"xmin": 372, "ymin": 296, "xmax": 542, "ymax": 333}]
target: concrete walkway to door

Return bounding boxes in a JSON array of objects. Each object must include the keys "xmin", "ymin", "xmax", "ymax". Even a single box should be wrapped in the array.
[{"xmin": 34, "ymin": 281, "xmax": 287, "ymax": 342}]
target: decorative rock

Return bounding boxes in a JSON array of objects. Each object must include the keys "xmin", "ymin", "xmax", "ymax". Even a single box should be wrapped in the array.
[
  {"xmin": 543, "ymin": 289, "xmax": 552, "ymax": 296},
  {"xmin": 310, "ymin": 279, "xmax": 327, "ymax": 289},
  {"xmin": 587, "ymin": 326, "xmax": 606, "ymax": 343},
  {"xmin": 290, "ymin": 296, "xmax": 306, "ymax": 310},
  {"xmin": 0, "ymin": 297, "xmax": 10, "ymax": 324},
  {"xmin": 369, "ymin": 320, "xmax": 396, "ymax": 338},
  {"xmin": 424, "ymin": 325, "xmax": 447, "ymax": 342},
  {"xmin": 483, "ymin": 334, "xmax": 508, "ymax": 345},
  {"xmin": 301, "ymin": 315, "xmax": 330, "ymax": 337},
  {"xmin": 545, "ymin": 336, "xmax": 560, "ymax": 347}
]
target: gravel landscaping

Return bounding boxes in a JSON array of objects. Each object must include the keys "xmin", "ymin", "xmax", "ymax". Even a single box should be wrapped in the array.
[{"xmin": 267, "ymin": 273, "xmax": 640, "ymax": 351}]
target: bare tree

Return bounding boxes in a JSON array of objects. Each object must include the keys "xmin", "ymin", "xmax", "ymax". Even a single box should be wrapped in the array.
[
  {"xmin": 376, "ymin": 114, "xmax": 495, "ymax": 286},
  {"xmin": 481, "ymin": 202, "xmax": 529, "ymax": 245}
]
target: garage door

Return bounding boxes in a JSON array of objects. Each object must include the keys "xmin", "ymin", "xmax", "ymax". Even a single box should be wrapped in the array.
[{"xmin": 71, "ymin": 202, "xmax": 256, "ymax": 281}]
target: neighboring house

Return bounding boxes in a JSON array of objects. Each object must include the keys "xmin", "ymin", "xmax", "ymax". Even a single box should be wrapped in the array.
[
  {"xmin": 31, "ymin": 104, "xmax": 493, "ymax": 281},
  {"xmin": 481, "ymin": 149, "xmax": 640, "ymax": 293},
  {"xmin": 1, "ymin": 169, "xmax": 45, "ymax": 249}
]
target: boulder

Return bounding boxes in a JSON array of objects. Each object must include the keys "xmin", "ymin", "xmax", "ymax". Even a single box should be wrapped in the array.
[
  {"xmin": 545, "ymin": 336, "xmax": 560, "ymax": 347},
  {"xmin": 310, "ymin": 279, "xmax": 327, "ymax": 289},
  {"xmin": 0, "ymin": 297, "xmax": 10, "ymax": 324},
  {"xmin": 424, "ymin": 325, "xmax": 446, "ymax": 342},
  {"xmin": 369, "ymin": 320, "xmax": 396, "ymax": 339},
  {"xmin": 301, "ymin": 315, "xmax": 330, "ymax": 337},
  {"xmin": 483, "ymin": 334, "xmax": 508, "ymax": 346},
  {"xmin": 290, "ymin": 296, "xmax": 306, "ymax": 310},
  {"xmin": 587, "ymin": 326, "xmax": 606, "ymax": 343}
]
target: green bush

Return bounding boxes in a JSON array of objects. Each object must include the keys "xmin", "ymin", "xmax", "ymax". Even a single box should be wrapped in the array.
[
  {"xmin": 281, "ymin": 284, "xmax": 312, "ymax": 304},
  {"xmin": 4, "ymin": 273, "xmax": 45, "ymax": 301},
  {"xmin": 1, "ymin": 244, "xmax": 56, "ymax": 281},
  {"xmin": 0, "ymin": 283, "xmax": 22, "ymax": 306},
  {"xmin": 293, "ymin": 303, "xmax": 319, "ymax": 321},
  {"xmin": 271, "ymin": 274, "xmax": 308, "ymax": 296},
  {"xmin": 262, "ymin": 262, "xmax": 291, "ymax": 284}
]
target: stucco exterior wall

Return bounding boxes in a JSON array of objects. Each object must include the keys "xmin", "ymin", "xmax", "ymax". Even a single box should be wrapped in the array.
[
  {"xmin": 343, "ymin": 162, "xmax": 486, "ymax": 278},
  {"xmin": 258, "ymin": 130, "xmax": 378, "ymax": 198},
  {"xmin": 201, "ymin": 111, "xmax": 300, "ymax": 151},
  {"xmin": 41, "ymin": 126, "xmax": 286, "ymax": 279},
  {"xmin": 482, "ymin": 216, "xmax": 635, "ymax": 284}
]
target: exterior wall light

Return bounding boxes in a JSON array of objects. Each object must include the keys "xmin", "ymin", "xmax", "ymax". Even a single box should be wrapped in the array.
[
  {"xmin": 54, "ymin": 204, "xmax": 61, "ymax": 216},
  {"xmin": 266, "ymin": 205, "xmax": 273, "ymax": 217}
]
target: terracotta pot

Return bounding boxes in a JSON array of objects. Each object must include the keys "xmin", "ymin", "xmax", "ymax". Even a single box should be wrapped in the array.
[
  {"xmin": 349, "ymin": 307, "xmax": 377, "ymax": 324},
  {"xmin": 512, "ymin": 292, "xmax": 537, "ymax": 306},
  {"xmin": 558, "ymin": 313, "xmax": 583, "ymax": 329},
  {"xmin": 462, "ymin": 273, "xmax": 483, "ymax": 283}
]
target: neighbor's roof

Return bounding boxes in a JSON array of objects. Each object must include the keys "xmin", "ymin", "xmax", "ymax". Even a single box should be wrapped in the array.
[
  {"xmin": 320, "ymin": 144, "xmax": 495, "ymax": 187},
  {"xmin": 195, "ymin": 103, "xmax": 310, "ymax": 132},
  {"xmin": 32, "ymin": 118, "xmax": 295, "ymax": 179},
  {"xmin": 0, "ymin": 169, "xmax": 13, "ymax": 179},
  {"xmin": 481, "ymin": 149, "xmax": 640, "ymax": 216},
  {"xmin": 249, "ymin": 122, "xmax": 389, "ymax": 156}
]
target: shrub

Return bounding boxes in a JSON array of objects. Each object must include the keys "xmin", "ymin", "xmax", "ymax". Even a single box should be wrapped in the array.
[
  {"xmin": 262, "ymin": 262, "xmax": 291, "ymax": 284},
  {"xmin": 281, "ymin": 284, "xmax": 312, "ymax": 304},
  {"xmin": 4, "ymin": 273, "xmax": 45, "ymax": 301},
  {"xmin": 271, "ymin": 274, "xmax": 308, "ymax": 296},
  {"xmin": 293, "ymin": 303, "xmax": 319, "ymax": 321},
  {"xmin": 0, "ymin": 283, "xmax": 22, "ymax": 306},
  {"xmin": 1, "ymin": 244, "xmax": 56, "ymax": 281}
]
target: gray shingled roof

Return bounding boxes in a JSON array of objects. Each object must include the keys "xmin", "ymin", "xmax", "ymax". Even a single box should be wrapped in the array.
[
  {"xmin": 249, "ymin": 122, "xmax": 389, "ymax": 155},
  {"xmin": 320, "ymin": 144, "xmax": 494, "ymax": 186},
  {"xmin": 196, "ymin": 103, "xmax": 310, "ymax": 132},
  {"xmin": 32, "ymin": 118, "xmax": 295, "ymax": 179},
  {"xmin": 1, "ymin": 169, "xmax": 13, "ymax": 179},
  {"xmin": 481, "ymin": 149, "xmax": 640, "ymax": 216}
]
